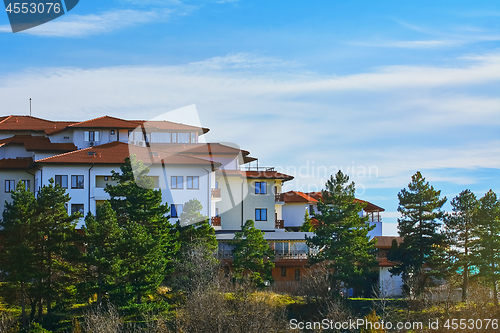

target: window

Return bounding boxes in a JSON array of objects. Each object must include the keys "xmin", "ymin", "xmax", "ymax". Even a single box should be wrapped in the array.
[
  {"xmin": 71, "ymin": 204, "xmax": 84, "ymax": 215},
  {"xmin": 55, "ymin": 175, "xmax": 68, "ymax": 188},
  {"xmin": 21, "ymin": 180, "xmax": 30, "ymax": 191},
  {"xmin": 255, "ymin": 208, "xmax": 267, "ymax": 221},
  {"xmin": 171, "ymin": 133, "xmax": 178, "ymax": 143},
  {"xmin": 190, "ymin": 133, "xmax": 196, "ymax": 143},
  {"xmin": 187, "ymin": 176, "xmax": 199, "ymax": 189},
  {"xmin": 255, "ymin": 182, "xmax": 267, "ymax": 194},
  {"xmin": 178, "ymin": 133, "xmax": 190, "ymax": 143},
  {"xmin": 295, "ymin": 269, "xmax": 300, "ymax": 281},
  {"xmin": 71, "ymin": 175, "xmax": 84, "ymax": 189},
  {"xmin": 5, "ymin": 180, "xmax": 15, "ymax": 193},
  {"xmin": 151, "ymin": 132, "xmax": 171, "ymax": 143},
  {"xmin": 84, "ymin": 131, "xmax": 100, "ymax": 142},
  {"xmin": 171, "ymin": 204, "xmax": 183, "ymax": 218},
  {"xmin": 171, "ymin": 176, "xmax": 183, "ymax": 189},
  {"xmin": 281, "ymin": 267, "xmax": 287, "ymax": 277},
  {"xmin": 309, "ymin": 204, "xmax": 315, "ymax": 215}
]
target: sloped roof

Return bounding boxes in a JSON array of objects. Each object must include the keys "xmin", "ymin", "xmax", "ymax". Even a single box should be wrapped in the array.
[
  {"xmin": 0, "ymin": 135, "xmax": 77, "ymax": 152},
  {"xmin": 156, "ymin": 143, "xmax": 250, "ymax": 156},
  {"xmin": 282, "ymin": 190, "xmax": 318, "ymax": 203},
  {"xmin": 282, "ymin": 190, "xmax": 385, "ymax": 212},
  {"xmin": 0, "ymin": 116, "xmax": 76, "ymax": 134},
  {"xmin": 68, "ymin": 116, "xmax": 139, "ymax": 129},
  {"xmin": 220, "ymin": 170, "xmax": 294, "ymax": 181},
  {"xmin": 373, "ymin": 236, "xmax": 403, "ymax": 248},
  {"xmin": 0, "ymin": 115, "xmax": 209, "ymax": 135},
  {"xmin": 35, "ymin": 141, "xmax": 221, "ymax": 167},
  {"xmin": 0, "ymin": 158, "xmax": 33, "ymax": 170},
  {"xmin": 136, "ymin": 120, "xmax": 209, "ymax": 134}
]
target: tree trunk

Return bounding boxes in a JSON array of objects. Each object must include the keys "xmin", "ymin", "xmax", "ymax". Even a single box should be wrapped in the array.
[
  {"xmin": 462, "ymin": 266, "xmax": 468, "ymax": 302},
  {"xmin": 20, "ymin": 281, "xmax": 27, "ymax": 328},
  {"xmin": 494, "ymin": 281, "xmax": 499, "ymax": 306}
]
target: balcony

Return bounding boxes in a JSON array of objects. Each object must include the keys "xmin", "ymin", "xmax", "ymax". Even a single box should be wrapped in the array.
[
  {"xmin": 274, "ymin": 251, "xmax": 309, "ymax": 260},
  {"xmin": 275, "ymin": 219, "xmax": 284, "ymax": 229},
  {"xmin": 366, "ymin": 212, "xmax": 382, "ymax": 223},
  {"xmin": 211, "ymin": 216, "xmax": 221, "ymax": 227},
  {"xmin": 211, "ymin": 188, "xmax": 221, "ymax": 199},
  {"xmin": 275, "ymin": 193, "xmax": 284, "ymax": 204}
]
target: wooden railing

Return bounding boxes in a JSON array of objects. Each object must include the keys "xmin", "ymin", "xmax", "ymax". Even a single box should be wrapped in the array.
[
  {"xmin": 275, "ymin": 193, "xmax": 284, "ymax": 202},
  {"xmin": 275, "ymin": 219, "xmax": 284, "ymax": 229},
  {"xmin": 211, "ymin": 188, "xmax": 221, "ymax": 198},
  {"xmin": 211, "ymin": 216, "xmax": 221, "ymax": 226}
]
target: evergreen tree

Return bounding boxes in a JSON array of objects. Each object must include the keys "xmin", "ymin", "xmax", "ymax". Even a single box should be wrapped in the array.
[
  {"xmin": 169, "ymin": 199, "xmax": 218, "ymax": 292},
  {"xmin": 81, "ymin": 201, "xmax": 122, "ymax": 305},
  {"xmin": 34, "ymin": 179, "xmax": 82, "ymax": 315},
  {"xmin": 105, "ymin": 155, "xmax": 179, "ymax": 311},
  {"xmin": 472, "ymin": 189, "xmax": 500, "ymax": 306},
  {"xmin": 392, "ymin": 171, "xmax": 446, "ymax": 295},
  {"xmin": 300, "ymin": 210, "xmax": 314, "ymax": 232},
  {"xmin": 307, "ymin": 171, "xmax": 377, "ymax": 296},
  {"xmin": 0, "ymin": 181, "xmax": 38, "ymax": 327},
  {"xmin": 233, "ymin": 220, "xmax": 275, "ymax": 287},
  {"xmin": 443, "ymin": 189, "xmax": 479, "ymax": 301}
]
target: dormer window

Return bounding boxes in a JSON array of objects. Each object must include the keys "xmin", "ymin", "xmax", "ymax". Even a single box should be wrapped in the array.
[{"xmin": 84, "ymin": 131, "xmax": 100, "ymax": 142}]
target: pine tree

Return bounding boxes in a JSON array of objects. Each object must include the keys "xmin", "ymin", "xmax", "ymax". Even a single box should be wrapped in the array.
[
  {"xmin": 0, "ymin": 181, "xmax": 38, "ymax": 327},
  {"xmin": 472, "ymin": 189, "xmax": 500, "ymax": 306},
  {"xmin": 300, "ymin": 210, "xmax": 314, "ymax": 232},
  {"xmin": 105, "ymin": 155, "xmax": 179, "ymax": 311},
  {"xmin": 233, "ymin": 220, "xmax": 275, "ymax": 287},
  {"xmin": 81, "ymin": 201, "xmax": 122, "ymax": 305},
  {"xmin": 392, "ymin": 171, "xmax": 446, "ymax": 295},
  {"xmin": 169, "ymin": 199, "xmax": 218, "ymax": 292},
  {"xmin": 443, "ymin": 189, "xmax": 479, "ymax": 301},
  {"xmin": 307, "ymin": 171, "xmax": 377, "ymax": 296},
  {"xmin": 34, "ymin": 178, "xmax": 82, "ymax": 315}
]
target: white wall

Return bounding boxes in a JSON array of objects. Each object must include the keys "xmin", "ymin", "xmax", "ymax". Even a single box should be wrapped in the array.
[
  {"xmin": 379, "ymin": 267, "xmax": 404, "ymax": 297},
  {"xmin": 282, "ymin": 203, "xmax": 308, "ymax": 228}
]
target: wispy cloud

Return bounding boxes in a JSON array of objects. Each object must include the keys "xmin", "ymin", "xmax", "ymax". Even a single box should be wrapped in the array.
[
  {"xmin": 0, "ymin": 52, "xmax": 498, "ymax": 191},
  {"xmin": 189, "ymin": 53, "xmax": 299, "ymax": 70},
  {"xmin": 0, "ymin": 9, "xmax": 170, "ymax": 37},
  {"xmin": 348, "ymin": 40, "xmax": 463, "ymax": 49}
]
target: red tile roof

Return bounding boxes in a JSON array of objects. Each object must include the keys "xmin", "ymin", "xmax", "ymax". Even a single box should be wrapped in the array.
[
  {"xmin": 68, "ymin": 116, "xmax": 139, "ymax": 129},
  {"xmin": 0, "ymin": 115, "xmax": 209, "ymax": 135},
  {"xmin": 0, "ymin": 116, "xmax": 76, "ymax": 134},
  {"xmin": 220, "ymin": 170, "xmax": 294, "ymax": 181},
  {"xmin": 373, "ymin": 236, "xmax": 403, "ymax": 248},
  {"xmin": 0, "ymin": 135, "xmax": 77, "ymax": 152},
  {"xmin": 282, "ymin": 190, "xmax": 385, "ymax": 212},
  {"xmin": 0, "ymin": 158, "xmax": 33, "ymax": 170},
  {"xmin": 282, "ymin": 191, "xmax": 318, "ymax": 203},
  {"xmin": 136, "ymin": 120, "xmax": 209, "ymax": 134},
  {"xmin": 159, "ymin": 143, "xmax": 250, "ymax": 155},
  {"xmin": 35, "ymin": 141, "xmax": 221, "ymax": 167}
]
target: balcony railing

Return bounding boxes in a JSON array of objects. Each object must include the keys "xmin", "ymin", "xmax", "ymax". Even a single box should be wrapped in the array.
[
  {"xmin": 217, "ymin": 250, "xmax": 310, "ymax": 260},
  {"xmin": 275, "ymin": 219, "xmax": 284, "ymax": 229},
  {"xmin": 274, "ymin": 251, "xmax": 309, "ymax": 260},
  {"xmin": 211, "ymin": 188, "xmax": 221, "ymax": 198},
  {"xmin": 275, "ymin": 193, "xmax": 284, "ymax": 202},
  {"xmin": 211, "ymin": 216, "xmax": 221, "ymax": 227}
]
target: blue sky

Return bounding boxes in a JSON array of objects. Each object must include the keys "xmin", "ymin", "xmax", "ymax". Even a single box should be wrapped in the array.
[{"xmin": 1, "ymin": 0, "xmax": 499, "ymax": 235}]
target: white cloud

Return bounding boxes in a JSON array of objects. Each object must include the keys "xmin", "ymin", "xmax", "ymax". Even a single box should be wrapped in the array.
[
  {"xmin": 189, "ymin": 53, "xmax": 298, "ymax": 69},
  {"xmin": 348, "ymin": 40, "xmax": 463, "ymax": 49},
  {"xmin": 0, "ymin": 9, "xmax": 169, "ymax": 37},
  {"xmin": 0, "ymin": 52, "xmax": 498, "ymax": 191}
]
